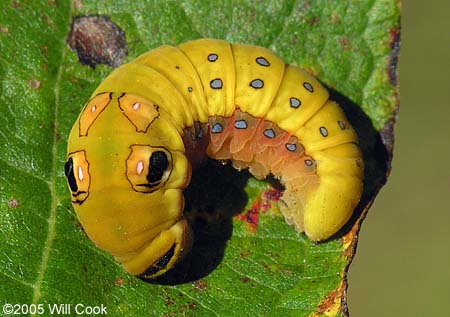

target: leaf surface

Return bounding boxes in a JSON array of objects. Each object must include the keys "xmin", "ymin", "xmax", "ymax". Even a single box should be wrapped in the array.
[{"xmin": 0, "ymin": 1, "xmax": 400, "ymax": 316}]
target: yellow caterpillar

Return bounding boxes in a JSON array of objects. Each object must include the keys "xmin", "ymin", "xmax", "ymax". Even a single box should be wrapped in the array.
[{"xmin": 65, "ymin": 39, "xmax": 364, "ymax": 279}]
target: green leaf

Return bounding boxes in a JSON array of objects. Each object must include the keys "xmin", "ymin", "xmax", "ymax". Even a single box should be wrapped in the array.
[{"xmin": 0, "ymin": 1, "xmax": 399, "ymax": 316}]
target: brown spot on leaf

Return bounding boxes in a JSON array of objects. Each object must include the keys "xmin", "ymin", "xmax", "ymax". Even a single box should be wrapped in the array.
[
  {"xmin": 388, "ymin": 27, "xmax": 401, "ymax": 87},
  {"xmin": 331, "ymin": 11, "xmax": 341, "ymax": 24},
  {"xmin": 160, "ymin": 289, "xmax": 175, "ymax": 306},
  {"xmin": 28, "ymin": 78, "xmax": 41, "ymax": 89},
  {"xmin": 260, "ymin": 261, "xmax": 270, "ymax": 271},
  {"xmin": 8, "ymin": 198, "xmax": 19, "ymax": 209},
  {"xmin": 290, "ymin": 35, "xmax": 298, "ymax": 46},
  {"xmin": 42, "ymin": 14, "xmax": 51, "ymax": 25},
  {"xmin": 72, "ymin": 214, "xmax": 84, "ymax": 231},
  {"xmin": 300, "ymin": 0, "xmax": 311, "ymax": 11},
  {"xmin": 0, "ymin": 26, "xmax": 8, "ymax": 33},
  {"xmin": 74, "ymin": 0, "xmax": 83, "ymax": 10},
  {"xmin": 188, "ymin": 303, "xmax": 197, "ymax": 310},
  {"xmin": 379, "ymin": 106, "xmax": 398, "ymax": 170},
  {"xmin": 338, "ymin": 37, "xmax": 350, "ymax": 51},
  {"xmin": 342, "ymin": 223, "xmax": 358, "ymax": 259},
  {"xmin": 312, "ymin": 281, "xmax": 345, "ymax": 316},
  {"xmin": 67, "ymin": 15, "xmax": 127, "ymax": 69},
  {"xmin": 239, "ymin": 249, "xmax": 251, "ymax": 258},
  {"xmin": 308, "ymin": 16, "xmax": 320, "ymax": 25},
  {"xmin": 41, "ymin": 45, "xmax": 48, "ymax": 55},
  {"xmin": 235, "ymin": 198, "xmax": 260, "ymax": 232},
  {"xmin": 236, "ymin": 188, "xmax": 282, "ymax": 231},
  {"xmin": 68, "ymin": 76, "xmax": 79, "ymax": 84},
  {"xmin": 261, "ymin": 189, "xmax": 282, "ymax": 211},
  {"xmin": 47, "ymin": 0, "xmax": 57, "ymax": 7},
  {"xmin": 192, "ymin": 279, "xmax": 207, "ymax": 291},
  {"xmin": 114, "ymin": 277, "xmax": 125, "ymax": 286}
]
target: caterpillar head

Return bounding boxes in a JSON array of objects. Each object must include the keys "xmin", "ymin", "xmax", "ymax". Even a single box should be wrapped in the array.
[{"xmin": 64, "ymin": 92, "xmax": 192, "ymax": 279}]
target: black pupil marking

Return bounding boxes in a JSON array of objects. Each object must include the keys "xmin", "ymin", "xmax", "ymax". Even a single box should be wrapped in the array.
[
  {"xmin": 64, "ymin": 157, "xmax": 78, "ymax": 192},
  {"xmin": 208, "ymin": 53, "xmax": 218, "ymax": 62},
  {"xmin": 211, "ymin": 122, "xmax": 223, "ymax": 133},
  {"xmin": 210, "ymin": 78, "xmax": 223, "ymax": 89},
  {"xmin": 256, "ymin": 56, "xmax": 270, "ymax": 66},
  {"xmin": 147, "ymin": 151, "xmax": 169, "ymax": 185},
  {"xmin": 285, "ymin": 143, "xmax": 296, "ymax": 152},
  {"xmin": 319, "ymin": 126, "xmax": 328, "ymax": 137},
  {"xmin": 250, "ymin": 79, "xmax": 264, "ymax": 89},
  {"xmin": 263, "ymin": 129, "xmax": 275, "ymax": 139},
  {"xmin": 234, "ymin": 120, "xmax": 248, "ymax": 129},
  {"xmin": 290, "ymin": 97, "xmax": 301, "ymax": 108},
  {"xmin": 305, "ymin": 159, "xmax": 313, "ymax": 166},
  {"xmin": 139, "ymin": 243, "xmax": 176, "ymax": 277},
  {"xmin": 303, "ymin": 82, "xmax": 314, "ymax": 92},
  {"xmin": 338, "ymin": 121, "xmax": 345, "ymax": 129},
  {"xmin": 175, "ymin": 65, "xmax": 180, "ymax": 69},
  {"xmin": 188, "ymin": 87, "xmax": 193, "ymax": 92}
]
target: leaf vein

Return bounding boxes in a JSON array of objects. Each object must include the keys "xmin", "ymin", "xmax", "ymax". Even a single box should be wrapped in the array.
[
  {"xmin": 0, "ymin": 158, "xmax": 48, "ymax": 184},
  {"xmin": 31, "ymin": 3, "xmax": 72, "ymax": 305},
  {"xmin": 171, "ymin": 287, "xmax": 220, "ymax": 316},
  {"xmin": 1, "ymin": 271, "xmax": 35, "ymax": 289},
  {"xmin": 223, "ymin": 261, "xmax": 282, "ymax": 295}
]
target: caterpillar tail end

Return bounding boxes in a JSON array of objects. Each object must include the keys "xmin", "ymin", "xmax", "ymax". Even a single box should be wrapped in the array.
[{"xmin": 280, "ymin": 175, "xmax": 363, "ymax": 242}]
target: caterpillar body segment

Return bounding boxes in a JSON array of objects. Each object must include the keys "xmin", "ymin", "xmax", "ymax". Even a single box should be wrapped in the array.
[
  {"xmin": 65, "ymin": 39, "xmax": 364, "ymax": 278},
  {"xmin": 178, "ymin": 39, "xmax": 236, "ymax": 117}
]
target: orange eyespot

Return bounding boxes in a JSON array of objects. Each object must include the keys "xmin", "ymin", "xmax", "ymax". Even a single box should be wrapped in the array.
[
  {"xmin": 118, "ymin": 93, "xmax": 159, "ymax": 133},
  {"xmin": 126, "ymin": 145, "xmax": 173, "ymax": 193},
  {"xmin": 78, "ymin": 92, "xmax": 112, "ymax": 137}
]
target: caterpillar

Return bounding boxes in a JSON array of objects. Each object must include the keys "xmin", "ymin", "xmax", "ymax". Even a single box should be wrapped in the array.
[{"xmin": 64, "ymin": 39, "xmax": 364, "ymax": 279}]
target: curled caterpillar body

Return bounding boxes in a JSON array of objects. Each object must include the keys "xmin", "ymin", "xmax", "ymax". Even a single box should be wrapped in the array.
[{"xmin": 65, "ymin": 39, "xmax": 364, "ymax": 279}]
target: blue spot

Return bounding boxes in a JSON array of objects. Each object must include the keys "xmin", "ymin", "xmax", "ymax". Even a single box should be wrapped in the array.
[
  {"xmin": 208, "ymin": 54, "xmax": 218, "ymax": 62},
  {"xmin": 290, "ymin": 97, "xmax": 301, "ymax": 108},
  {"xmin": 250, "ymin": 79, "xmax": 264, "ymax": 89},
  {"xmin": 256, "ymin": 57, "xmax": 270, "ymax": 66},
  {"xmin": 234, "ymin": 120, "xmax": 247, "ymax": 129},
  {"xmin": 285, "ymin": 143, "xmax": 296, "ymax": 152},
  {"xmin": 211, "ymin": 123, "xmax": 223, "ymax": 133},
  {"xmin": 210, "ymin": 79, "xmax": 223, "ymax": 89},
  {"xmin": 263, "ymin": 129, "xmax": 275, "ymax": 139},
  {"xmin": 303, "ymin": 82, "xmax": 313, "ymax": 92}
]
